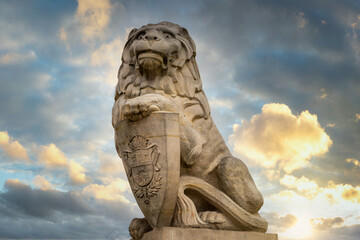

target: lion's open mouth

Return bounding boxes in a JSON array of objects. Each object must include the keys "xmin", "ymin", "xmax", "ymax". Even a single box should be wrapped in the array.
[{"xmin": 137, "ymin": 50, "xmax": 167, "ymax": 66}]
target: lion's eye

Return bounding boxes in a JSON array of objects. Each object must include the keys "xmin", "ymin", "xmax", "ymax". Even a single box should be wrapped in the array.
[
  {"xmin": 137, "ymin": 34, "xmax": 145, "ymax": 40},
  {"xmin": 163, "ymin": 33, "xmax": 173, "ymax": 39}
]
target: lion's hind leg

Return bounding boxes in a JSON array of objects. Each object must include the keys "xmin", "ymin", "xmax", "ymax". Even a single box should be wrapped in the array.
[{"xmin": 217, "ymin": 157, "xmax": 264, "ymax": 214}]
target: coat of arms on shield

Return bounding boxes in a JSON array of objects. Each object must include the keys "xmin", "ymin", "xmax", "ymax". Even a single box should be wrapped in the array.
[
  {"xmin": 123, "ymin": 135, "xmax": 161, "ymax": 204},
  {"xmin": 115, "ymin": 112, "xmax": 180, "ymax": 227}
]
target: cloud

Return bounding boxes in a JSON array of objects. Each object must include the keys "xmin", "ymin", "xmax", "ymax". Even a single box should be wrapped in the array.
[
  {"xmin": 347, "ymin": 158, "xmax": 360, "ymax": 167},
  {"xmin": 320, "ymin": 88, "xmax": 327, "ymax": 99},
  {"xmin": 296, "ymin": 12, "xmax": 308, "ymax": 29},
  {"xmin": 38, "ymin": 144, "xmax": 89, "ymax": 185},
  {"xmin": 280, "ymin": 175, "xmax": 319, "ymax": 199},
  {"xmin": 0, "ymin": 179, "xmax": 136, "ymax": 239},
  {"xmin": 355, "ymin": 113, "xmax": 360, "ymax": 122},
  {"xmin": 58, "ymin": 27, "xmax": 70, "ymax": 52},
  {"xmin": 75, "ymin": 0, "xmax": 112, "ymax": 43},
  {"xmin": 349, "ymin": 14, "xmax": 360, "ymax": 62},
  {"xmin": 91, "ymin": 36, "xmax": 126, "ymax": 85},
  {"xmin": 229, "ymin": 103, "xmax": 332, "ymax": 173},
  {"xmin": 83, "ymin": 177, "xmax": 130, "ymax": 203},
  {"xmin": 0, "ymin": 51, "xmax": 37, "ymax": 64},
  {"xmin": 99, "ymin": 151, "xmax": 124, "ymax": 174},
  {"xmin": 326, "ymin": 123, "xmax": 335, "ymax": 128},
  {"xmin": 33, "ymin": 175, "xmax": 53, "ymax": 191},
  {"xmin": 0, "ymin": 131, "xmax": 29, "ymax": 161},
  {"xmin": 311, "ymin": 217, "xmax": 344, "ymax": 231},
  {"xmin": 1, "ymin": 179, "xmax": 91, "ymax": 218},
  {"xmin": 263, "ymin": 212, "xmax": 298, "ymax": 233},
  {"xmin": 341, "ymin": 187, "xmax": 360, "ymax": 203},
  {"xmin": 277, "ymin": 174, "xmax": 360, "ymax": 204},
  {"xmin": 38, "ymin": 143, "xmax": 68, "ymax": 167},
  {"xmin": 68, "ymin": 160, "xmax": 89, "ymax": 185}
]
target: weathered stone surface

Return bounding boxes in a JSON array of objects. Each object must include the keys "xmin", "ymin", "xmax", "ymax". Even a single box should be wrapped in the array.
[
  {"xmin": 115, "ymin": 112, "xmax": 180, "ymax": 227},
  {"xmin": 112, "ymin": 21, "xmax": 274, "ymax": 240},
  {"xmin": 141, "ymin": 227, "xmax": 278, "ymax": 240}
]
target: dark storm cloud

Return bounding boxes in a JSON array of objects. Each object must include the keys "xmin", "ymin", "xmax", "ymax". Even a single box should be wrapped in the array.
[
  {"xmin": 1, "ymin": 179, "xmax": 91, "ymax": 218},
  {"xmin": 0, "ymin": 180, "xmax": 136, "ymax": 239},
  {"xmin": 183, "ymin": 0, "xmax": 360, "ymax": 187},
  {"xmin": 189, "ymin": 0, "xmax": 360, "ymax": 112}
]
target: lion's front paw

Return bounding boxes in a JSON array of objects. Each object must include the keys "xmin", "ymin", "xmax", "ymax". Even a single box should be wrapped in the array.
[
  {"xmin": 122, "ymin": 99, "xmax": 161, "ymax": 122},
  {"xmin": 199, "ymin": 211, "xmax": 240, "ymax": 230},
  {"xmin": 199, "ymin": 211, "xmax": 226, "ymax": 224},
  {"xmin": 129, "ymin": 218, "xmax": 152, "ymax": 240}
]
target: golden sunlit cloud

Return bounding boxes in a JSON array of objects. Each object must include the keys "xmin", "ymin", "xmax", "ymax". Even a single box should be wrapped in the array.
[
  {"xmin": 311, "ymin": 217, "xmax": 344, "ymax": 231},
  {"xmin": 271, "ymin": 190, "xmax": 297, "ymax": 201},
  {"xmin": 355, "ymin": 113, "xmax": 360, "ymax": 122},
  {"xmin": 347, "ymin": 158, "xmax": 360, "ymax": 167},
  {"xmin": 33, "ymin": 175, "xmax": 53, "ymax": 191},
  {"xmin": 280, "ymin": 175, "xmax": 319, "ymax": 199},
  {"xmin": 0, "ymin": 131, "xmax": 29, "ymax": 161},
  {"xmin": 4, "ymin": 179, "xmax": 23, "ymax": 189},
  {"xmin": 341, "ymin": 188, "xmax": 360, "ymax": 203},
  {"xmin": 320, "ymin": 88, "xmax": 327, "ymax": 99},
  {"xmin": 229, "ymin": 103, "xmax": 332, "ymax": 173},
  {"xmin": 326, "ymin": 123, "xmax": 335, "ymax": 128},
  {"xmin": 83, "ymin": 177, "xmax": 130, "ymax": 203},
  {"xmin": 277, "ymin": 174, "xmax": 360, "ymax": 204},
  {"xmin": 76, "ymin": 0, "xmax": 112, "ymax": 43},
  {"xmin": 38, "ymin": 143, "xmax": 89, "ymax": 185},
  {"xmin": 38, "ymin": 143, "xmax": 68, "ymax": 167},
  {"xmin": 68, "ymin": 160, "xmax": 89, "ymax": 185}
]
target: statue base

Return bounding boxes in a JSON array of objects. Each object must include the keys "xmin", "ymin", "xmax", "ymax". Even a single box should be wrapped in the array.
[{"xmin": 141, "ymin": 227, "xmax": 278, "ymax": 240}]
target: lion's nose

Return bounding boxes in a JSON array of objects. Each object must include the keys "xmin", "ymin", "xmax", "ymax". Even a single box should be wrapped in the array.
[{"xmin": 145, "ymin": 30, "xmax": 161, "ymax": 44}]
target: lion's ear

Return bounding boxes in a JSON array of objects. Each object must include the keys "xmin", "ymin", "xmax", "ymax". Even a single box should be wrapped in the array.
[{"xmin": 128, "ymin": 28, "xmax": 138, "ymax": 40}]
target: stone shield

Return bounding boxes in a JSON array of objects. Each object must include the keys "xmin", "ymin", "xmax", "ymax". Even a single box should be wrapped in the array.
[{"xmin": 115, "ymin": 112, "xmax": 180, "ymax": 227}]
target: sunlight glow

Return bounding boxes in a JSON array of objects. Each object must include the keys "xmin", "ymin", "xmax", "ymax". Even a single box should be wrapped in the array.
[{"xmin": 282, "ymin": 216, "xmax": 313, "ymax": 239}]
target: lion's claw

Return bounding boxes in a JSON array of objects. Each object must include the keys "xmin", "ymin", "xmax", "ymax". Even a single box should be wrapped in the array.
[
  {"xmin": 121, "ymin": 95, "xmax": 174, "ymax": 121},
  {"xmin": 129, "ymin": 218, "xmax": 152, "ymax": 240},
  {"xmin": 199, "ymin": 211, "xmax": 226, "ymax": 224}
]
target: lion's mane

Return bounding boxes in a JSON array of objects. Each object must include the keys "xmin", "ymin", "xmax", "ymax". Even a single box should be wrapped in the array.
[{"xmin": 114, "ymin": 22, "xmax": 210, "ymax": 119}]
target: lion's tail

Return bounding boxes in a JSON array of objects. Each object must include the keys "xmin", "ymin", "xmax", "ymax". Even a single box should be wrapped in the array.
[{"xmin": 172, "ymin": 176, "xmax": 268, "ymax": 232}]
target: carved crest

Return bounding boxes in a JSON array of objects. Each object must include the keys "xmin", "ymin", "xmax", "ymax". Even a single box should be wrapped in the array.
[
  {"xmin": 123, "ymin": 136, "xmax": 162, "ymax": 204},
  {"xmin": 115, "ymin": 112, "xmax": 180, "ymax": 227}
]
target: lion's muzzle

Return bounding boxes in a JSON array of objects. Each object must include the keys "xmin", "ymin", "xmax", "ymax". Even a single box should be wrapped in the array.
[{"xmin": 137, "ymin": 50, "xmax": 167, "ymax": 71}]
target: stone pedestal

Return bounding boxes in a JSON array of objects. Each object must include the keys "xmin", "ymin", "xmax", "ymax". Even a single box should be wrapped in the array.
[{"xmin": 141, "ymin": 227, "xmax": 278, "ymax": 240}]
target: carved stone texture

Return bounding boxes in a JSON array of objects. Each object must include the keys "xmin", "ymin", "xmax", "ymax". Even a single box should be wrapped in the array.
[
  {"xmin": 115, "ymin": 112, "xmax": 180, "ymax": 228},
  {"xmin": 141, "ymin": 227, "xmax": 278, "ymax": 240},
  {"xmin": 112, "ymin": 21, "xmax": 272, "ymax": 240}
]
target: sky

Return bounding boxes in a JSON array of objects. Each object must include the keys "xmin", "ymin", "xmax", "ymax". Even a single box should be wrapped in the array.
[{"xmin": 0, "ymin": 0, "xmax": 360, "ymax": 239}]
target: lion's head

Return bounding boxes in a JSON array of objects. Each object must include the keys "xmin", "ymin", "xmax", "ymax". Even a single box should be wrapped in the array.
[{"xmin": 115, "ymin": 22, "xmax": 210, "ymax": 118}]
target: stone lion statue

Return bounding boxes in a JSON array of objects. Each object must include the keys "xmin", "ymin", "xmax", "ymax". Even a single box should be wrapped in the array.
[{"xmin": 112, "ymin": 22, "xmax": 267, "ymax": 239}]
